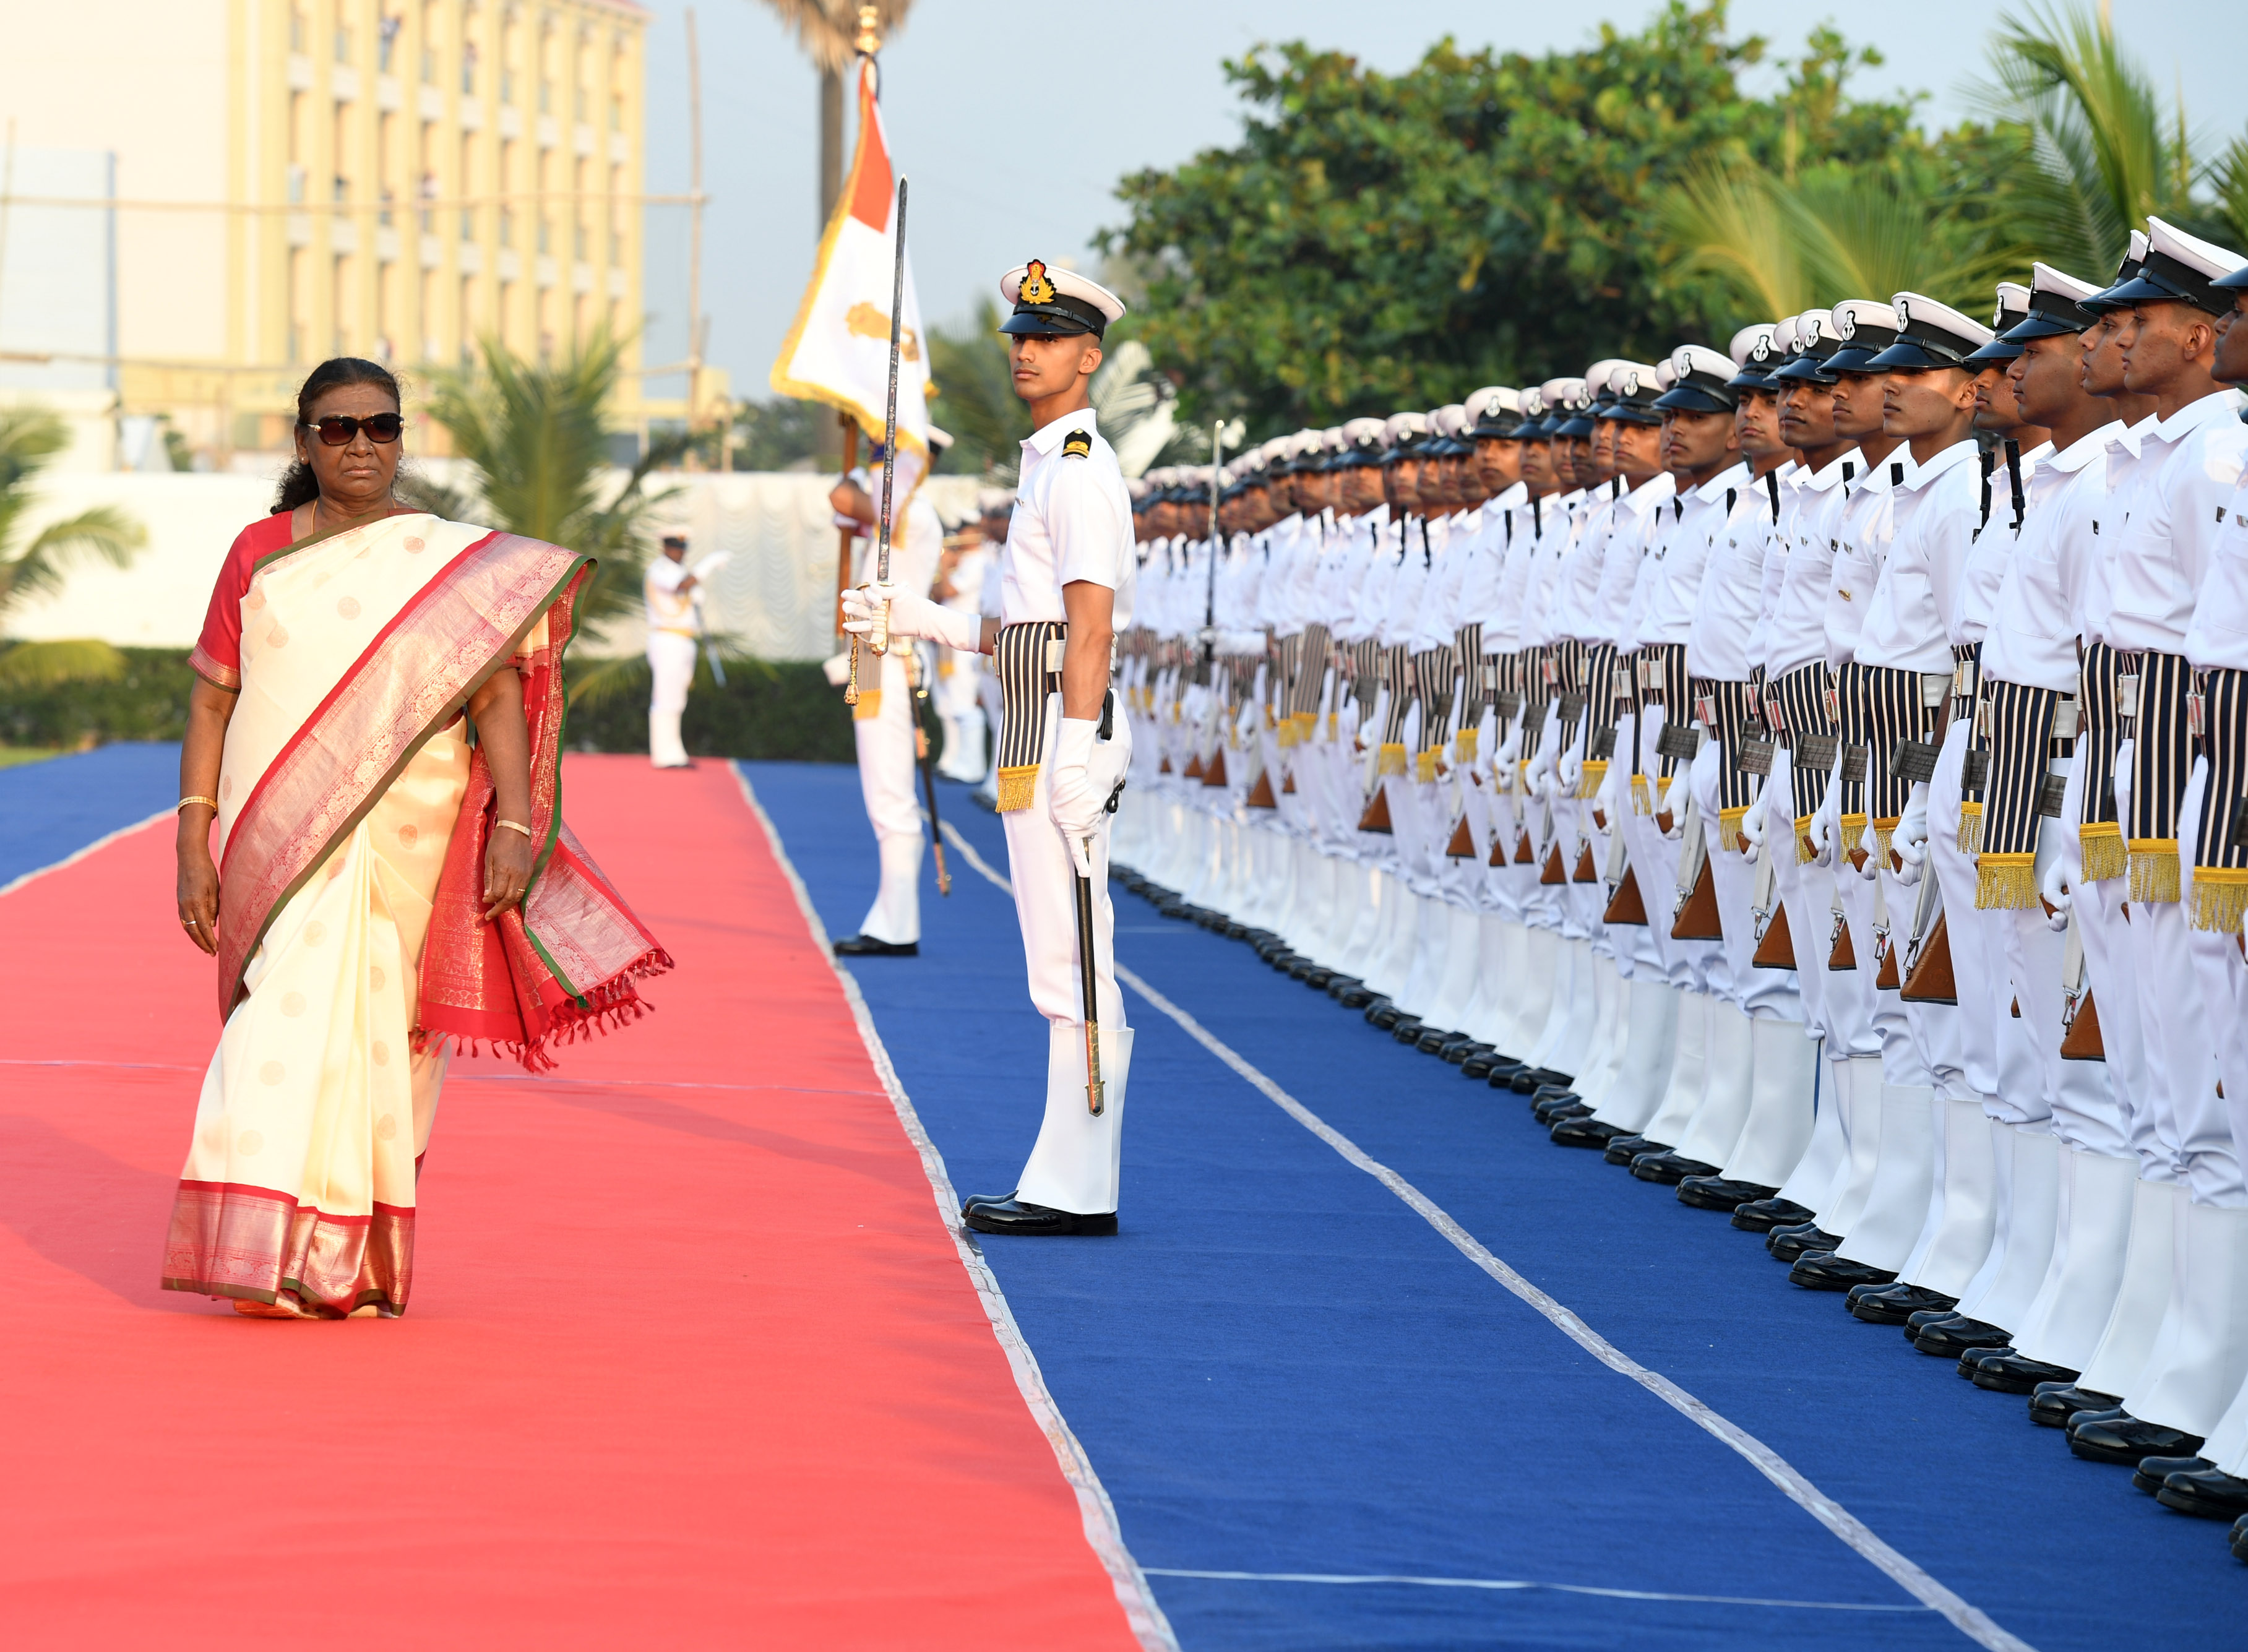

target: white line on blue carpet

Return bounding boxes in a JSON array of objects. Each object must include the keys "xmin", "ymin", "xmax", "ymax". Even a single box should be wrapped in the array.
[
  {"xmin": 1140, "ymin": 1568, "xmax": 1933, "ymax": 1611},
  {"xmin": 933, "ymin": 817, "xmax": 2033, "ymax": 1652},
  {"xmin": 741, "ymin": 770, "xmax": 1179, "ymax": 1652}
]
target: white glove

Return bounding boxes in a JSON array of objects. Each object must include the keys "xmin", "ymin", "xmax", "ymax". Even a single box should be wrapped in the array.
[
  {"xmin": 1557, "ymin": 742, "xmax": 1584, "ymax": 798},
  {"xmin": 1807, "ymin": 760, "xmax": 1841, "ymax": 868},
  {"xmin": 2039, "ymin": 747, "xmax": 2085, "ymax": 932},
  {"xmin": 1048, "ymin": 718, "xmax": 1108, "ymax": 876},
  {"xmin": 1591, "ymin": 749, "xmax": 1622, "ymax": 828},
  {"xmin": 1738, "ymin": 786, "xmax": 1768, "ymax": 863},
  {"xmin": 689, "ymin": 550, "xmax": 731, "ymax": 580},
  {"xmin": 1657, "ymin": 770, "xmax": 1686, "ymax": 839},
  {"xmin": 840, "ymin": 582, "xmax": 982, "ymax": 654},
  {"xmin": 1891, "ymin": 782, "xmax": 1930, "ymax": 887},
  {"xmin": 1494, "ymin": 719, "xmax": 1523, "ymax": 775}
]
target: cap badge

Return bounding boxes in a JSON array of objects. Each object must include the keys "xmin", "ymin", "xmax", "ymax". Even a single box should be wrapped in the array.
[
  {"xmin": 1752, "ymin": 339, "xmax": 1771, "ymax": 361},
  {"xmin": 1062, "ymin": 428, "xmax": 1093, "ymax": 460},
  {"xmin": 1804, "ymin": 317, "xmax": 1822, "ymax": 343},
  {"xmin": 1897, "ymin": 297, "xmax": 1912, "ymax": 323},
  {"xmin": 1020, "ymin": 260, "xmax": 1058, "ymax": 306},
  {"xmin": 1835, "ymin": 309, "xmax": 1856, "ymax": 339}
]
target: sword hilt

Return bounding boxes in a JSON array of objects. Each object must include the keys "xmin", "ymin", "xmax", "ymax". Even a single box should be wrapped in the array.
[
  {"xmin": 843, "ymin": 635, "xmax": 861, "ymax": 705},
  {"xmin": 869, "ymin": 596, "xmax": 890, "ymax": 658}
]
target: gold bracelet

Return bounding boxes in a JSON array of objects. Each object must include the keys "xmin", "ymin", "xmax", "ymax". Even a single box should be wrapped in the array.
[
  {"xmin": 496, "ymin": 818, "xmax": 535, "ymax": 838},
  {"xmin": 178, "ymin": 796, "xmax": 219, "ymax": 812}
]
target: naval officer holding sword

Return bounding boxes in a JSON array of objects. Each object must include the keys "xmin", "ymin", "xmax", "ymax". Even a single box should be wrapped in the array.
[{"xmin": 844, "ymin": 256, "xmax": 1137, "ymax": 1236}]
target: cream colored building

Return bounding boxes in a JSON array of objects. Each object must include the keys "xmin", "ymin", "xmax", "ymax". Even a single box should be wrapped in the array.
[{"xmin": 0, "ymin": 0, "xmax": 648, "ymax": 465}]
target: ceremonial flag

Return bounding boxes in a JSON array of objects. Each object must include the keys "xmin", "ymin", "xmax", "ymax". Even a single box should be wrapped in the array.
[{"xmin": 771, "ymin": 55, "xmax": 931, "ymax": 500}]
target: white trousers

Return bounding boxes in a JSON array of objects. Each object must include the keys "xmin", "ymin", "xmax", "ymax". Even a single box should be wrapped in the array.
[
  {"xmin": 1004, "ymin": 695, "xmax": 1134, "ymax": 1215},
  {"xmin": 647, "ymin": 631, "xmax": 697, "ymax": 767},
  {"xmin": 853, "ymin": 651, "xmax": 925, "ymax": 945}
]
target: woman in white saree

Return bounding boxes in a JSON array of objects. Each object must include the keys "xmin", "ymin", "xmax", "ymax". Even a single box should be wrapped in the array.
[{"xmin": 169, "ymin": 358, "xmax": 668, "ymax": 1319}]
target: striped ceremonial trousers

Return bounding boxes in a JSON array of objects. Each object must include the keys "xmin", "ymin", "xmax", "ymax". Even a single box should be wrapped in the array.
[
  {"xmin": 2124, "ymin": 650, "xmax": 2195, "ymax": 904},
  {"xmin": 1768, "ymin": 661, "xmax": 1836, "ymax": 860},
  {"xmin": 1844, "ymin": 663, "xmax": 1941, "ymax": 866},
  {"xmin": 1974, "ymin": 677, "xmax": 2067, "ymax": 910},
  {"xmin": 993, "ymin": 619, "xmax": 1067, "ymax": 812},
  {"xmin": 2077, "ymin": 640, "xmax": 2129, "ymax": 884},
  {"xmin": 1692, "ymin": 676, "xmax": 1765, "ymax": 825},
  {"xmin": 2192, "ymin": 666, "xmax": 2248, "ymax": 934}
]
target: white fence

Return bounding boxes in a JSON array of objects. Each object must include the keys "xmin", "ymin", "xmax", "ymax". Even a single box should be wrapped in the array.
[{"xmin": 4, "ymin": 468, "xmax": 984, "ymax": 661}]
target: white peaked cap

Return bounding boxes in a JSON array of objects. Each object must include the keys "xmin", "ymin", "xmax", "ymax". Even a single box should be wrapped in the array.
[
  {"xmin": 997, "ymin": 261, "xmax": 1127, "ymax": 325},
  {"xmin": 1384, "ymin": 410, "xmax": 1430, "ymax": 444},
  {"xmin": 2145, "ymin": 215, "xmax": 2248, "ymax": 283},
  {"xmin": 1830, "ymin": 298, "xmax": 1900, "ymax": 339},
  {"xmin": 1341, "ymin": 416, "xmax": 1388, "ymax": 446},
  {"xmin": 1654, "ymin": 360, "xmax": 1677, "ymax": 389},
  {"xmin": 1319, "ymin": 427, "xmax": 1345, "ymax": 452},
  {"xmin": 1468, "ymin": 386, "xmax": 1523, "ymax": 419},
  {"xmin": 1259, "ymin": 436, "xmax": 1293, "ymax": 464},
  {"xmin": 1521, "ymin": 387, "xmax": 1546, "ymax": 417},
  {"xmin": 1583, "ymin": 359, "xmax": 1630, "ymax": 395},
  {"xmin": 1540, "ymin": 376, "xmax": 1585, "ymax": 409},
  {"xmin": 1431, "ymin": 404, "xmax": 1470, "ymax": 437},
  {"xmin": 1797, "ymin": 308, "xmax": 1836, "ymax": 348},
  {"xmin": 1728, "ymin": 324, "xmax": 1775, "ymax": 368},
  {"xmin": 1669, "ymin": 343, "xmax": 1734, "ymax": 383},
  {"xmin": 2127, "ymin": 229, "xmax": 2149, "ymax": 262},
  {"xmin": 1891, "ymin": 291, "xmax": 1994, "ymax": 349},
  {"xmin": 2032, "ymin": 263, "xmax": 2102, "ymax": 303},
  {"xmin": 1772, "ymin": 316, "xmax": 1799, "ymax": 353}
]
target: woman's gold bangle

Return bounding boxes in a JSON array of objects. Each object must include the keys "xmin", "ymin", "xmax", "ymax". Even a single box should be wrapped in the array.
[
  {"xmin": 178, "ymin": 796, "xmax": 219, "ymax": 812},
  {"xmin": 496, "ymin": 818, "xmax": 535, "ymax": 838}
]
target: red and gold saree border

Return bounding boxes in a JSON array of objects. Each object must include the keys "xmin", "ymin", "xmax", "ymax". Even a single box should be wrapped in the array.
[
  {"xmin": 214, "ymin": 530, "xmax": 588, "ymax": 1018},
  {"xmin": 162, "ymin": 1179, "xmax": 414, "ymax": 1317}
]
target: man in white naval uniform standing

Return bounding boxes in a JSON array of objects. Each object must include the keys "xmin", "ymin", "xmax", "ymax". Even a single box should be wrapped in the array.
[
  {"xmin": 645, "ymin": 533, "xmax": 725, "ymax": 768},
  {"xmin": 830, "ymin": 428, "xmax": 952, "ymax": 958},
  {"xmin": 845, "ymin": 258, "xmax": 1136, "ymax": 1236}
]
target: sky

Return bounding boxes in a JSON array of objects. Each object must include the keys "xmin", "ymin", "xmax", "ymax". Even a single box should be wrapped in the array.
[{"xmin": 634, "ymin": 0, "xmax": 2248, "ymax": 408}]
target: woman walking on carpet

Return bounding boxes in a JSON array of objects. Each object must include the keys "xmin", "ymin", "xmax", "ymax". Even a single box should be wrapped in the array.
[{"xmin": 168, "ymin": 357, "xmax": 670, "ymax": 1319}]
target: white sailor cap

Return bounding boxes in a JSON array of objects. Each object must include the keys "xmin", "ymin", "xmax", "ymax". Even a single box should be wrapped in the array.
[
  {"xmin": 1466, "ymin": 386, "xmax": 1527, "ymax": 438},
  {"xmin": 1653, "ymin": 344, "xmax": 1739, "ymax": 413},
  {"xmin": 1431, "ymin": 403, "xmax": 1470, "ymax": 439},
  {"xmin": 1338, "ymin": 416, "xmax": 1389, "ymax": 467},
  {"xmin": 1381, "ymin": 410, "xmax": 1430, "ymax": 463},
  {"xmin": 1864, "ymin": 292, "xmax": 1994, "ymax": 371},
  {"xmin": 2103, "ymin": 217, "xmax": 2248, "ymax": 316},
  {"xmin": 997, "ymin": 259, "xmax": 1127, "ymax": 338},
  {"xmin": 1601, "ymin": 362, "xmax": 1664, "ymax": 425},
  {"xmin": 1825, "ymin": 299, "xmax": 1904, "ymax": 372},
  {"xmin": 1259, "ymin": 436, "xmax": 1293, "ymax": 467},
  {"xmin": 1965, "ymin": 284, "xmax": 2033, "ymax": 364},
  {"xmin": 977, "ymin": 487, "xmax": 1014, "ymax": 514},
  {"xmin": 1727, "ymin": 323, "xmax": 1781, "ymax": 390},
  {"xmin": 1582, "ymin": 359, "xmax": 1631, "ymax": 409},
  {"xmin": 1770, "ymin": 308, "xmax": 1843, "ymax": 385},
  {"xmin": 2083, "ymin": 230, "xmax": 2152, "ymax": 314},
  {"xmin": 2004, "ymin": 263, "xmax": 2104, "ymax": 342}
]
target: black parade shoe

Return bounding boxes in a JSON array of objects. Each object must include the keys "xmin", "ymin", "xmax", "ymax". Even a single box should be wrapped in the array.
[
  {"xmin": 1730, "ymin": 1196, "xmax": 1814, "ymax": 1233},
  {"xmin": 1676, "ymin": 1174, "xmax": 1778, "ymax": 1212},
  {"xmin": 1551, "ymin": 1116, "xmax": 1629, "ymax": 1148},
  {"xmin": 1971, "ymin": 1353, "xmax": 2077, "ymax": 1394}
]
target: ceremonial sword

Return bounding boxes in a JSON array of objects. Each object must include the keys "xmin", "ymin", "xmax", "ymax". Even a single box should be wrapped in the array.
[{"xmin": 845, "ymin": 175, "xmax": 909, "ymax": 707}]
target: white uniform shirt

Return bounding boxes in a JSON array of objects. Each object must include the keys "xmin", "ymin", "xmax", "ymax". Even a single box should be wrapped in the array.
[
  {"xmin": 1984, "ymin": 423, "xmax": 2120, "ymax": 692},
  {"xmin": 2080, "ymin": 416, "xmax": 2157, "ymax": 647},
  {"xmin": 1586, "ymin": 472, "xmax": 1676, "ymax": 651},
  {"xmin": 1855, "ymin": 439, "xmax": 1981, "ymax": 674},
  {"xmin": 645, "ymin": 557, "xmax": 697, "ymax": 635},
  {"xmin": 1953, "ymin": 442, "xmax": 2049, "ymax": 648},
  {"xmin": 1824, "ymin": 452, "xmax": 1913, "ymax": 669},
  {"xmin": 1759, "ymin": 450, "xmax": 1857, "ymax": 680},
  {"xmin": 1687, "ymin": 465, "xmax": 1788, "ymax": 682},
  {"xmin": 2186, "ymin": 479, "xmax": 2248, "ymax": 673},
  {"xmin": 1634, "ymin": 462, "xmax": 1748, "ymax": 650},
  {"xmin": 1000, "ymin": 408, "xmax": 1136, "ymax": 629},
  {"xmin": 2105, "ymin": 390, "xmax": 2248, "ymax": 657}
]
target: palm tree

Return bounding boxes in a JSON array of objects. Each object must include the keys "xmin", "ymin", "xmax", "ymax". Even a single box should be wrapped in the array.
[
  {"xmin": 1972, "ymin": 1, "xmax": 2197, "ymax": 278},
  {"xmin": 422, "ymin": 328, "xmax": 692, "ymax": 648},
  {"xmin": 0, "ymin": 408, "xmax": 145, "ymax": 687},
  {"xmin": 1660, "ymin": 157, "xmax": 2018, "ymax": 325},
  {"xmin": 753, "ymin": 1, "xmax": 916, "ymax": 231}
]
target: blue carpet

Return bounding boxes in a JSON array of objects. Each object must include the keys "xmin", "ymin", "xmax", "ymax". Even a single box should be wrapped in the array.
[
  {"xmin": 0, "ymin": 743, "xmax": 179, "ymax": 887},
  {"xmin": 746, "ymin": 760, "xmax": 2237, "ymax": 1652}
]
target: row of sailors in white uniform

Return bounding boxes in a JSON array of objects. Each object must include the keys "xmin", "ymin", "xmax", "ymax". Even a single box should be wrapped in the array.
[{"xmin": 1111, "ymin": 225, "xmax": 2248, "ymax": 1538}]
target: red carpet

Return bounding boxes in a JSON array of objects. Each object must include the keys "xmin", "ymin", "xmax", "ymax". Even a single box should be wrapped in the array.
[{"xmin": 0, "ymin": 757, "xmax": 1139, "ymax": 1649}]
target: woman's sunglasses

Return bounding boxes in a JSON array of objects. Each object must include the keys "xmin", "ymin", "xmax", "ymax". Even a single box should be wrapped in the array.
[{"xmin": 301, "ymin": 413, "xmax": 404, "ymax": 445}]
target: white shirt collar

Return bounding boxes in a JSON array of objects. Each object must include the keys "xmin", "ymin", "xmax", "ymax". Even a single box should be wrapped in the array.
[
  {"xmin": 1901, "ymin": 438, "xmax": 1979, "ymax": 491},
  {"xmin": 2155, "ymin": 389, "xmax": 2247, "ymax": 442},
  {"xmin": 1693, "ymin": 460, "xmax": 1752, "ymax": 504},
  {"xmin": 2050, "ymin": 421, "xmax": 2123, "ymax": 474},
  {"xmin": 1023, "ymin": 405, "xmax": 1098, "ymax": 457}
]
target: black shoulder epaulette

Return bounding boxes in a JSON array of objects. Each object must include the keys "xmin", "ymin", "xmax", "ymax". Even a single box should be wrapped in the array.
[
  {"xmin": 1764, "ymin": 470, "xmax": 1781, "ymax": 523},
  {"xmin": 1062, "ymin": 429, "xmax": 1093, "ymax": 459},
  {"xmin": 1890, "ymin": 462, "xmax": 1905, "ymax": 488},
  {"xmin": 2005, "ymin": 438, "xmax": 2026, "ymax": 531}
]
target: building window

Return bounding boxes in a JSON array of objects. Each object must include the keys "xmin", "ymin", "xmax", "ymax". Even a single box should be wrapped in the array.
[
  {"xmin": 335, "ymin": 22, "xmax": 351, "ymax": 63},
  {"xmin": 290, "ymin": 5, "xmax": 308, "ymax": 53},
  {"xmin": 460, "ymin": 274, "xmax": 477, "ymax": 361},
  {"xmin": 461, "ymin": 41, "xmax": 477, "ymax": 95},
  {"xmin": 379, "ymin": 15, "xmax": 401, "ymax": 73}
]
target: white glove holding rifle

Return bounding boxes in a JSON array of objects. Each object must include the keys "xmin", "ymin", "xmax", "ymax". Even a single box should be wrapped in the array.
[
  {"xmin": 1891, "ymin": 781, "xmax": 1931, "ymax": 886},
  {"xmin": 841, "ymin": 581, "xmax": 983, "ymax": 655},
  {"xmin": 1049, "ymin": 718, "xmax": 1107, "ymax": 877}
]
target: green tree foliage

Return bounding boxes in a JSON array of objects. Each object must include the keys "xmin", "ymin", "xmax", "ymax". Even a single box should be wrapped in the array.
[
  {"xmin": 730, "ymin": 397, "xmax": 825, "ymax": 470},
  {"xmin": 1103, "ymin": 4, "xmax": 1936, "ymax": 434},
  {"xmin": 927, "ymin": 298, "xmax": 1030, "ymax": 480},
  {"xmin": 0, "ymin": 407, "xmax": 146, "ymax": 688},
  {"xmin": 421, "ymin": 329, "xmax": 691, "ymax": 642}
]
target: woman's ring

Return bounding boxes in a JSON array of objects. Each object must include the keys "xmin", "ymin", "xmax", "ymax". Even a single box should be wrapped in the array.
[{"xmin": 182, "ymin": 917, "xmax": 198, "ymax": 929}]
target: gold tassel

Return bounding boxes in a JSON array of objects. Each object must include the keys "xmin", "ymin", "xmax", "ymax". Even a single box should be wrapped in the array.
[
  {"xmin": 2129, "ymin": 838, "xmax": 2180, "ymax": 904},
  {"xmin": 1795, "ymin": 814, "xmax": 1817, "ymax": 864},
  {"xmin": 1415, "ymin": 750, "xmax": 1438, "ymax": 783},
  {"xmin": 1840, "ymin": 812, "xmax": 1868, "ymax": 859},
  {"xmin": 1719, "ymin": 804, "xmax": 1751, "ymax": 851},
  {"xmin": 1377, "ymin": 742, "xmax": 1408, "ymax": 777},
  {"xmin": 1578, "ymin": 759, "xmax": 1608, "ymax": 799},
  {"xmin": 851, "ymin": 689, "xmax": 884, "ymax": 720},
  {"xmin": 1455, "ymin": 727, "xmax": 1479, "ymax": 764},
  {"xmin": 1632, "ymin": 774, "xmax": 1652, "ymax": 815},
  {"xmin": 1975, "ymin": 851, "xmax": 2038, "ymax": 910},
  {"xmin": 2191, "ymin": 867, "xmax": 2248, "ymax": 934},
  {"xmin": 1957, "ymin": 799, "xmax": 1984, "ymax": 856},
  {"xmin": 1276, "ymin": 718, "xmax": 1300, "ymax": 751},
  {"xmin": 996, "ymin": 765, "xmax": 1038, "ymax": 812},
  {"xmin": 2080, "ymin": 821, "xmax": 2125, "ymax": 884},
  {"xmin": 1872, "ymin": 816, "xmax": 1898, "ymax": 868}
]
